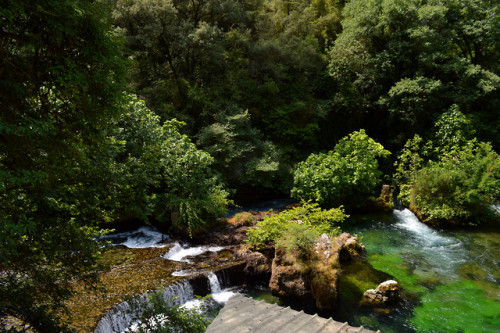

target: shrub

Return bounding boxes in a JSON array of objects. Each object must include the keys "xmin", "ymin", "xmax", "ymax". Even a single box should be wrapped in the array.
[
  {"xmin": 275, "ymin": 223, "xmax": 320, "ymax": 259},
  {"xmin": 291, "ymin": 130, "xmax": 390, "ymax": 208},
  {"xmin": 394, "ymin": 108, "xmax": 500, "ymax": 225},
  {"xmin": 411, "ymin": 141, "xmax": 499, "ymax": 225},
  {"xmin": 246, "ymin": 201, "xmax": 347, "ymax": 248}
]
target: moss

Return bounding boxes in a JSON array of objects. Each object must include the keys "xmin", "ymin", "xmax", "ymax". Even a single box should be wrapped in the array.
[
  {"xmin": 59, "ymin": 245, "xmax": 243, "ymax": 332},
  {"xmin": 368, "ymin": 253, "xmax": 426, "ymax": 294},
  {"xmin": 98, "ymin": 246, "xmax": 136, "ymax": 267},
  {"xmin": 412, "ymin": 280, "xmax": 500, "ymax": 333},
  {"xmin": 228, "ymin": 212, "xmax": 255, "ymax": 226},
  {"xmin": 336, "ymin": 258, "xmax": 392, "ymax": 320}
]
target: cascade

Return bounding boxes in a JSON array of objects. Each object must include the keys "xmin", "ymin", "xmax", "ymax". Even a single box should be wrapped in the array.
[
  {"xmin": 208, "ymin": 271, "xmax": 222, "ymax": 294},
  {"xmin": 393, "ymin": 209, "xmax": 455, "ymax": 247},
  {"xmin": 163, "ymin": 243, "xmax": 225, "ymax": 262},
  {"xmin": 102, "ymin": 226, "xmax": 168, "ymax": 248},
  {"xmin": 207, "ymin": 271, "xmax": 236, "ymax": 303},
  {"xmin": 94, "ymin": 280, "xmax": 194, "ymax": 333},
  {"xmin": 392, "ymin": 208, "xmax": 466, "ymax": 275}
]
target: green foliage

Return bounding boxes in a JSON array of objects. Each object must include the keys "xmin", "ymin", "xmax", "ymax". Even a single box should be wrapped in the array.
[
  {"xmin": 0, "ymin": 0, "xmax": 124, "ymax": 332},
  {"xmin": 0, "ymin": 0, "xmax": 126, "ymax": 329},
  {"xmin": 395, "ymin": 106, "xmax": 499, "ymax": 225},
  {"xmin": 411, "ymin": 140, "xmax": 500, "ymax": 225},
  {"xmin": 275, "ymin": 223, "xmax": 320, "ymax": 259},
  {"xmin": 433, "ymin": 104, "xmax": 476, "ymax": 148},
  {"xmin": 328, "ymin": 0, "xmax": 500, "ymax": 150},
  {"xmin": 292, "ymin": 130, "xmax": 390, "ymax": 208},
  {"xmin": 125, "ymin": 294, "xmax": 211, "ymax": 333},
  {"xmin": 109, "ymin": 95, "xmax": 230, "ymax": 236},
  {"xmin": 112, "ymin": 0, "xmax": 345, "ymax": 187},
  {"xmin": 197, "ymin": 109, "xmax": 280, "ymax": 190},
  {"xmin": 393, "ymin": 135, "xmax": 428, "ymax": 185},
  {"xmin": 247, "ymin": 201, "xmax": 347, "ymax": 248}
]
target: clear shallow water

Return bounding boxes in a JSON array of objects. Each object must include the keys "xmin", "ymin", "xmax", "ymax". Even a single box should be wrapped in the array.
[{"xmin": 343, "ymin": 209, "xmax": 500, "ymax": 333}]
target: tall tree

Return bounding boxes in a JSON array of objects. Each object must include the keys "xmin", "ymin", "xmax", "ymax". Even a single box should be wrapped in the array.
[
  {"xmin": 0, "ymin": 0, "xmax": 126, "ymax": 329},
  {"xmin": 328, "ymin": 0, "xmax": 500, "ymax": 151}
]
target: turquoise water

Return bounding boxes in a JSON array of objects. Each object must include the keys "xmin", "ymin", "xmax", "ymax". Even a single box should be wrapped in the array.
[{"xmin": 342, "ymin": 209, "xmax": 500, "ymax": 332}]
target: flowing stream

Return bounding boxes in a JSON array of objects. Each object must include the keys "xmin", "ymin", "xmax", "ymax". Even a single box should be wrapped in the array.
[
  {"xmin": 342, "ymin": 208, "xmax": 500, "ymax": 333},
  {"xmin": 163, "ymin": 242, "xmax": 225, "ymax": 262},
  {"xmin": 98, "ymin": 206, "xmax": 499, "ymax": 332},
  {"xmin": 102, "ymin": 226, "xmax": 168, "ymax": 248}
]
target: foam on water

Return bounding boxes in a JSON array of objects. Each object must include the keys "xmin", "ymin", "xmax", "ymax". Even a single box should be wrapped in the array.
[
  {"xmin": 95, "ymin": 280, "xmax": 194, "ymax": 333},
  {"xmin": 392, "ymin": 208, "xmax": 466, "ymax": 275},
  {"xmin": 207, "ymin": 271, "xmax": 236, "ymax": 303},
  {"xmin": 103, "ymin": 226, "xmax": 168, "ymax": 248},
  {"xmin": 163, "ymin": 242, "xmax": 225, "ymax": 262},
  {"xmin": 393, "ymin": 209, "xmax": 455, "ymax": 247}
]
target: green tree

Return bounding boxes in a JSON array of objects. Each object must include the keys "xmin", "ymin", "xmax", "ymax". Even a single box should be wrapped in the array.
[
  {"xmin": 395, "ymin": 108, "xmax": 499, "ymax": 225},
  {"xmin": 0, "ymin": 0, "xmax": 125, "ymax": 329},
  {"xmin": 411, "ymin": 140, "xmax": 500, "ymax": 225},
  {"xmin": 328, "ymin": 0, "xmax": 500, "ymax": 150},
  {"xmin": 109, "ymin": 95, "xmax": 230, "ymax": 236},
  {"xmin": 247, "ymin": 201, "xmax": 347, "ymax": 248},
  {"xmin": 112, "ymin": 0, "xmax": 343, "ymax": 184},
  {"xmin": 292, "ymin": 130, "xmax": 390, "ymax": 208}
]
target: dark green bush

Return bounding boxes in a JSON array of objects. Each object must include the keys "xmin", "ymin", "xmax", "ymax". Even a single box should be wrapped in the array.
[
  {"xmin": 291, "ymin": 130, "xmax": 390, "ymax": 208},
  {"xmin": 411, "ymin": 141, "xmax": 500, "ymax": 225}
]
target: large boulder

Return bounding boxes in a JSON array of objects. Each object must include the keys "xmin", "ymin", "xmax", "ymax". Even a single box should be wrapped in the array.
[
  {"xmin": 269, "ymin": 247, "xmax": 316, "ymax": 306},
  {"xmin": 235, "ymin": 246, "xmax": 273, "ymax": 286},
  {"xmin": 336, "ymin": 233, "xmax": 366, "ymax": 263},
  {"xmin": 270, "ymin": 233, "xmax": 365, "ymax": 311},
  {"xmin": 361, "ymin": 280, "xmax": 401, "ymax": 306}
]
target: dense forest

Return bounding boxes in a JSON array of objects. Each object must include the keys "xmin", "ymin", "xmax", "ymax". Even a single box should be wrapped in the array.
[{"xmin": 1, "ymin": 0, "xmax": 499, "ymax": 330}]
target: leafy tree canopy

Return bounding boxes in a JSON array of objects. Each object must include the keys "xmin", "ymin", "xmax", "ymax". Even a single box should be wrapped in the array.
[
  {"xmin": 1, "ymin": 0, "xmax": 126, "ymax": 329},
  {"xmin": 328, "ymin": 0, "xmax": 500, "ymax": 150},
  {"xmin": 395, "ymin": 107, "xmax": 499, "ymax": 225},
  {"xmin": 292, "ymin": 130, "xmax": 390, "ymax": 208},
  {"xmin": 109, "ymin": 95, "xmax": 230, "ymax": 236}
]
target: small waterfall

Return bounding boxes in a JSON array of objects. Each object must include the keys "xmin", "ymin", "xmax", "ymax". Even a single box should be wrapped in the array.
[
  {"xmin": 393, "ymin": 209, "xmax": 457, "ymax": 247},
  {"xmin": 94, "ymin": 280, "xmax": 194, "ymax": 333},
  {"xmin": 208, "ymin": 272, "xmax": 222, "ymax": 294},
  {"xmin": 163, "ymin": 243, "xmax": 225, "ymax": 262},
  {"xmin": 207, "ymin": 271, "xmax": 236, "ymax": 303},
  {"xmin": 102, "ymin": 226, "xmax": 168, "ymax": 248}
]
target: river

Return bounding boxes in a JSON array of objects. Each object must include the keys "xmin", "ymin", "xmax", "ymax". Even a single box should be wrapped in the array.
[
  {"xmin": 341, "ymin": 208, "xmax": 500, "ymax": 332},
  {"xmin": 100, "ymin": 206, "xmax": 499, "ymax": 332}
]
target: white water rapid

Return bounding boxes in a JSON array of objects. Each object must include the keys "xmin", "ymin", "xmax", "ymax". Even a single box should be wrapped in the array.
[
  {"xmin": 163, "ymin": 242, "xmax": 225, "ymax": 262},
  {"xmin": 392, "ymin": 208, "xmax": 466, "ymax": 275},
  {"xmin": 103, "ymin": 226, "xmax": 168, "ymax": 248}
]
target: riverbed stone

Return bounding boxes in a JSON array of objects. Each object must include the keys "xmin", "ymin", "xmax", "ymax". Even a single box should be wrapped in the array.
[
  {"xmin": 361, "ymin": 280, "xmax": 400, "ymax": 306},
  {"xmin": 235, "ymin": 246, "xmax": 273, "ymax": 286}
]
